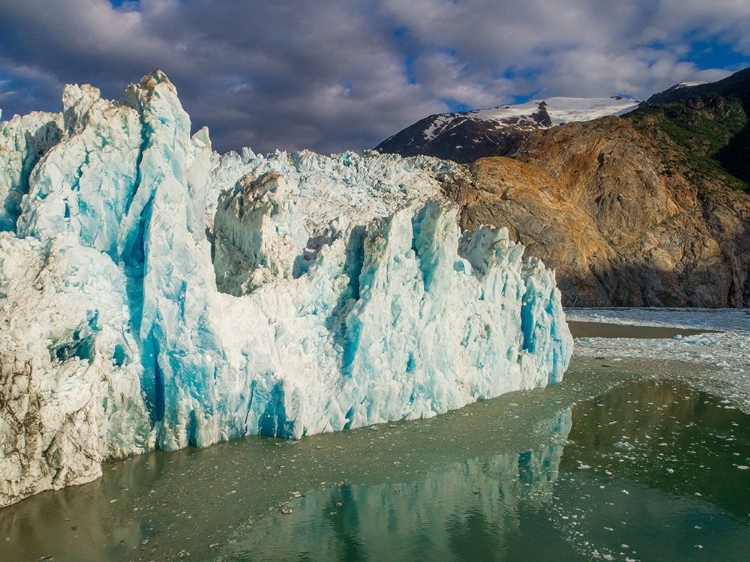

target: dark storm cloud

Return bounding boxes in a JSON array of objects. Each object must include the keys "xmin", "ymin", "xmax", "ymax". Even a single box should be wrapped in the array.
[{"xmin": 1, "ymin": 0, "xmax": 749, "ymax": 154}]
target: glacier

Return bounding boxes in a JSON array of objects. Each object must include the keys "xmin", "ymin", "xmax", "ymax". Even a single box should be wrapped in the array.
[{"xmin": 0, "ymin": 71, "xmax": 572, "ymax": 507}]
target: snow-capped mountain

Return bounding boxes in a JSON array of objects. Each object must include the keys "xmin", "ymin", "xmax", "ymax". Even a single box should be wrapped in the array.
[
  {"xmin": 644, "ymin": 81, "xmax": 710, "ymax": 105},
  {"xmin": 376, "ymin": 96, "xmax": 640, "ymax": 163},
  {"xmin": 465, "ymin": 96, "xmax": 640, "ymax": 126}
]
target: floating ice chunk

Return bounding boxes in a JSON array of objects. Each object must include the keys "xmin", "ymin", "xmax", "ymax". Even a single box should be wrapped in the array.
[{"xmin": 614, "ymin": 441, "xmax": 635, "ymax": 451}]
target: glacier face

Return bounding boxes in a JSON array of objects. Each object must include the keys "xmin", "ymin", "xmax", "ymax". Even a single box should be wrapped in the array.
[{"xmin": 0, "ymin": 71, "xmax": 572, "ymax": 507}]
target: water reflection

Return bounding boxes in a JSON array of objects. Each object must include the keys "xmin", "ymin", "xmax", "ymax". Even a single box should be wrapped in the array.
[
  {"xmin": 2, "ymin": 359, "xmax": 750, "ymax": 562},
  {"xmin": 220, "ymin": 414, "xmax": 571, "ymax": 562},
  {"xmin": 552, "ymin": 378, "xmax": 750, "ymax": 561},
  {"xmin": 0, "ymin": 378, "xmax": 577, "ymax": 562},
  {"xmin": 562, "ymin": 377, "xmax": 750, "ymax": 516}
]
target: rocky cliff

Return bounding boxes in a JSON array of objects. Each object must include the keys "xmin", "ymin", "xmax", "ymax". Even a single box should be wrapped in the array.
[{"xmin": 443, "ymin": 111, "xmax": 750, "ymax": 306}]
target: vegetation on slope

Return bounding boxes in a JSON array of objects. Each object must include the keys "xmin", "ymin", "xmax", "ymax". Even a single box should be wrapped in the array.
[{"xmin": 628, "ymin": 67, "xmax": 750, "ymax": 193}]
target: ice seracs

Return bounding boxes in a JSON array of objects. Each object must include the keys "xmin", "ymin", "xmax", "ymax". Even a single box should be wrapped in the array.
[
  {"xmin": 0, "ymin": 70, "xmax": 572, "ymax": 508},
  {"xmin": 0, "ymin": 110, "xmax": 63, "ymax": 232}
]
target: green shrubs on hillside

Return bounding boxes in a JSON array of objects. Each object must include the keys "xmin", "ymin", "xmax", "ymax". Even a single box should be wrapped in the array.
[{"xmin": 628, "ymin": 95, "xmax": 750, "ymax": 192}]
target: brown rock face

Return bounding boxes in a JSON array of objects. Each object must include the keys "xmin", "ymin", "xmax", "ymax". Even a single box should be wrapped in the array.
[{"xmin": 444, "ymin": 118, "xmax": 750, "ymax": 307}]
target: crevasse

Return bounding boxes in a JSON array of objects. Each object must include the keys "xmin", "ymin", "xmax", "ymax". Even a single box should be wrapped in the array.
[{"xmin": 0, "ymin": 71, "xmax": 572, "ymax": 508}]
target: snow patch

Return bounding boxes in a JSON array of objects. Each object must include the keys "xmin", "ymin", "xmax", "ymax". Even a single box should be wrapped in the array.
[
  {"xmin": 676, "ymin": 81, "xmax": 707, "ymax": 89},
  {"xmin": 471, "ymin": 97, "xmax": 639, "ymax": 127}
]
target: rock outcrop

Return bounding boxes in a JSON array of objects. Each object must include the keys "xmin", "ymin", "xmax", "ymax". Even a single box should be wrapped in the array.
[
  {"xmin": 379, "ymin": 68, "xmax": 750, "ymax": 307},
  {"xmin": 444, "ymin": 116, "xmax": 750, "ymax": 306}
]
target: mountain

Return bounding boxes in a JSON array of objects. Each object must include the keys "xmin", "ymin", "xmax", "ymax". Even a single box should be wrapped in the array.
[
  {"xmin": 637, "ymin": 69, "xmax": 750, "ymax": 190},
  {"xmin": 445, "ymin": 69, "xmax": 750, "ymax": 306},
  {"xmin": 375, "ymin": 68, "xmax": 750, "ymax": 307},
  {"xmin": 445, "ymin": 118, "xmax": 750, "ymax": 307},
  {"xmin": 644, "ymin": 68, "xmax": 750, "ymax": 106},
  {"xmin": 375, "ymin": 97, "xmax": 640, "ymax": 163}
]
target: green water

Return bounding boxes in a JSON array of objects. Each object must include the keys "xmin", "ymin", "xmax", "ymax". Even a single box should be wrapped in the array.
[{"xmin": 2, "ymin": 358, "xmax": 749, "ymax": 561}]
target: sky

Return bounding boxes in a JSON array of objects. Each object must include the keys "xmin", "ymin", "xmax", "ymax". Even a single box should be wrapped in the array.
[{"xmin": 1, "ymin": 0, "xmax": 750, "ymax": 154}]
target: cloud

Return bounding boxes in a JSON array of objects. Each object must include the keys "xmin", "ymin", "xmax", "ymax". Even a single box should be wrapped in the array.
[{"xmin": 0, "ymin": 0, "xmax": 748, "ymax": 153}]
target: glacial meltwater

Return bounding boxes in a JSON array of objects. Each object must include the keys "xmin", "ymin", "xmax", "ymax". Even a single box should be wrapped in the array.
[{"xmin": 3, "ymin": 356, "xmax": 750, "ymax": 562}]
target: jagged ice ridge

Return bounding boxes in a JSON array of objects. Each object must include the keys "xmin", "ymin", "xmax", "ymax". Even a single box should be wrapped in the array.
[{"xmin": 0, "ymin": 72, "xmax": 572, "ymax": 507}]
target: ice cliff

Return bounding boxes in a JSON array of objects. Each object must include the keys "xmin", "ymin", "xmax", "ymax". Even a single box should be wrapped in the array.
[{"xmin": 0, "ymin": 71, "xmax": 572, "ymax": 507}]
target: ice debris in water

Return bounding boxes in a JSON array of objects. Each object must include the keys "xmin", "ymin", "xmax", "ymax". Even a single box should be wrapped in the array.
[
  {"xmin": 613, "ymin": 441, "xmax": 635, "ymax": 452},
  {"xmin": 0, "ymin": 71, "xmax": 572, "ymax": 507}
]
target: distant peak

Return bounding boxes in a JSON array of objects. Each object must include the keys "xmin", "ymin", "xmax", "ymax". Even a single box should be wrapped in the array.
[{"xmin": 375, "ymin": 95, "xmax": 639, "ymax": 163}]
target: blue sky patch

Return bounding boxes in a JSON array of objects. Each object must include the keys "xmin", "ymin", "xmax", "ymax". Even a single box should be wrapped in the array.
[{"xmin": 686, "ymin": 39, "xmax": 750, "ymax": 71}]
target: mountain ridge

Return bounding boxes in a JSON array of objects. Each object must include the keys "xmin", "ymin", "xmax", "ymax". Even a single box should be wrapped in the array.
[
  {"xmin": 645, "ymin": 68, "xmax": 750, "ymax": 106},
  {"xmin": 435, "ymin": 68, "xmax": 750, "ymax": 306},
  {"xmin": 375, "ymin": 96, "xmax": 639, "ymax": 163}
]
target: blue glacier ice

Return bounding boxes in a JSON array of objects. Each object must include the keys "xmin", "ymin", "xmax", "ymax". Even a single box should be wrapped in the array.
[{"xmin": 0, "ymin": 71, "xmax": 572, "ymax": 507}]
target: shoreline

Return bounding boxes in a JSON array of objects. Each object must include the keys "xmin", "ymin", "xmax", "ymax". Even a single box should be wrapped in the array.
[{"xmin": 568, "ymin": 308, "xmax": 750, "ymax": 414}]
